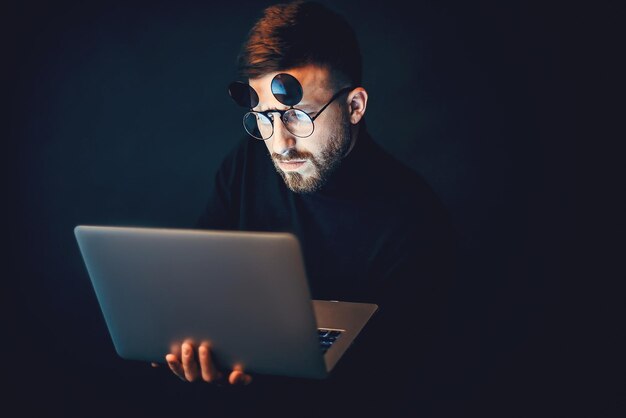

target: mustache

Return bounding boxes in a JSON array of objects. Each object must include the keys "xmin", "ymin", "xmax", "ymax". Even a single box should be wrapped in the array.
[{"xmin": 272, "ymin": 150, "xmax": 315, "ymax": 162}]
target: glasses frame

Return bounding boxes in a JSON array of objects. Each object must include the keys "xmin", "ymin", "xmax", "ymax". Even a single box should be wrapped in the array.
[{"xmin": 242, "ymin": 86, "xmax": 354, "ymax": 140}]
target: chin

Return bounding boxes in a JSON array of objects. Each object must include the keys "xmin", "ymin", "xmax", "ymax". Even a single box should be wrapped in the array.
[{"xmin": 283, "ymin": 172, "xmax": 324, "ymax": 194}]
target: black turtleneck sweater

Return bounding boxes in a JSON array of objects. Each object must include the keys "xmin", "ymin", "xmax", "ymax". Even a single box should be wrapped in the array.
[
  {"xmin": 196, "ymin": 127, "xmax": 458, "ymax": 413},
  {"xmin": 197, "ymin": 128, "xmax": 456, "ymax": 299}
]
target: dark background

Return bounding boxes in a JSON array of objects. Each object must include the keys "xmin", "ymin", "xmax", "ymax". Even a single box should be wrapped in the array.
[{"xmin": 4, "ymin": 0, "xmax": 621, "ymax": 416}]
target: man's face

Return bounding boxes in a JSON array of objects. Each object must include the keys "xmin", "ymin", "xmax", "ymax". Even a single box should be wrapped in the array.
[{"xmin": 249, "ymin": 65, "xmax": 353, "ymax": 193}]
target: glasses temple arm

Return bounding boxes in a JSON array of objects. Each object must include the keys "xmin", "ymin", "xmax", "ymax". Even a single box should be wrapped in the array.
[{"xmin": 311, "ymin": 87, "xmax": 354, "ymax": 121}]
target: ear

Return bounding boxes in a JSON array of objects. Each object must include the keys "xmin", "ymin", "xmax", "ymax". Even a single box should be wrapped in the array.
[{"xmin": 347, "ymin": 87, "xmax": 368, "ymax": 125}]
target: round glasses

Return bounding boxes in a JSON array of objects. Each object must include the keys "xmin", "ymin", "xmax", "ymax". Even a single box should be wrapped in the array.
[{"xmin": 228, "ymin": 73, "xmax": 353, "ymax": 140}]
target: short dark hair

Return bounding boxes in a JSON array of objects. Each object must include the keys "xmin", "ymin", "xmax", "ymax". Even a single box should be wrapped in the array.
[{"xmin": 237, "ymin": 1, "xmax": 362, "ymax": 90}]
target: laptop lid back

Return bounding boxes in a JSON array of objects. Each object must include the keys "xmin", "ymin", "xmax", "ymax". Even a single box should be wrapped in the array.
[{"xmin": 74, "ymin": 225, "xmax": 328, "ymax": 379}]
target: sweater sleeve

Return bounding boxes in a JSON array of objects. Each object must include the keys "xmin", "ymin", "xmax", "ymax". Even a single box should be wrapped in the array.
[
  {"xmin": 346, "ymin": 227, "xmax": 456, "ymax": 360},
  {"xmin": 315, "ymin": 201, "xmax": 460, "ymax": 411}
]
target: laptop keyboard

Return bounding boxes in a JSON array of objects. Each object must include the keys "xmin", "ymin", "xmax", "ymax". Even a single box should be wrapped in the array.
[{"xmin": 318, "ymin": 328, "xmax": 343, "ymax": 354}]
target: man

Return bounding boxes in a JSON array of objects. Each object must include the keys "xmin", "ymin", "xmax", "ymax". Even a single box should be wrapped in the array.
[{"xmin": 159, "ymin": 0, "xmax": 457, "ymax": 413}]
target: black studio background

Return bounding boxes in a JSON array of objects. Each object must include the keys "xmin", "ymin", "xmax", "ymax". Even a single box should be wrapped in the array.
[{"xmin": 4, "ymin": 0, "xmax": 621, "ymax": 417}]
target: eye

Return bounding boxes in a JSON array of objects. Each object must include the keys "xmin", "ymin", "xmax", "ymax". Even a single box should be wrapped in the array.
[
  {"xmin": 286, "ymin": 109, "xmax": 312, "ymax": 122},
  {"xmin": 256, "ymin": 114, "xmax": 272, "ymax": 125}
]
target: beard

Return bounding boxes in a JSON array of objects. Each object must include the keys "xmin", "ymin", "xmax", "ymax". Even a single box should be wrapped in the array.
[{"xmin": 271, "ymin": 112, "xmax": 352, "ymax": 194}]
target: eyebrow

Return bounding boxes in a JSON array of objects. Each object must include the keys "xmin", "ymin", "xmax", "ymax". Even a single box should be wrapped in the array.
[{"xmin": 256, "ymin": 104, "xmax": 316, "ymax": 113}]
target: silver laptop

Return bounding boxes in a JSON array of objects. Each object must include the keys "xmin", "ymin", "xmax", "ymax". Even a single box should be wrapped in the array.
[{"xmin": 74, "ymin": 225, "xmax": 378, "ymax": 379}]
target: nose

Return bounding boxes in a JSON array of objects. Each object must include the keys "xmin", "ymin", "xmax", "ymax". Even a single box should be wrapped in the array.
[{"xmin": 270, "ymin": 113, "xmax": 297, "ymax": 156}]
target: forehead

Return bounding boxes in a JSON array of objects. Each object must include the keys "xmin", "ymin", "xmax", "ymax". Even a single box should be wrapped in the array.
[{"xmin": 249, "ymin": 65, "xmax": 332, "ymax": 108}]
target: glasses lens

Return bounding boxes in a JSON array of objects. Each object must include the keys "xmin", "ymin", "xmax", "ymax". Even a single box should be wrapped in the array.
[
  {"xmin": 243, "ymin": 112, "xmax": 273, "ymax": 140},
  {"xmin": 283, "ymin": 109, "xmax": 314, "ymax": 137},
  {"xmin": 271, "ymin": 73, "xmax": 303, "ymax": 106},
  {"xmin": 228, "ymin": 82, "xmax": 259, "ymax": 108}
]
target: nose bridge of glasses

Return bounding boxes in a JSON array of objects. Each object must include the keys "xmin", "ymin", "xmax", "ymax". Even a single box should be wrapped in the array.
[
  {"xmin": 271, "ymin": 111, "xmax": 293, "ymax": 138},
  {"xmin": 267, "ymin": 109, "xmax": 297, "ymax": 132},
  {"xmin": 246, "ymin": 107, "xmax": 313, "ymax": 140},
  {"xmin": 268, "ymin": 112, "xmax": 298, "ymax": 152}
]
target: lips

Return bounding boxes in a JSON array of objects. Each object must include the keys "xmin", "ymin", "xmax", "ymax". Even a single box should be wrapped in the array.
[{"xmin": 277, "ymin": 160, "xmax": 307, "ymax": 171}]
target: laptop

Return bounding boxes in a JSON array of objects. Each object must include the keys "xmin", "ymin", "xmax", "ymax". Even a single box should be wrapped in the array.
[{"xmin": 74, "ymin": 225, "xmax": 378, "ymax": 379}]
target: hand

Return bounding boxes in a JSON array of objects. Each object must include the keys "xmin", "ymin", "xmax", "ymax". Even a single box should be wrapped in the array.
[{"xmin": 152, "ymin": 340, "xmax": 252, "ymax": 385}]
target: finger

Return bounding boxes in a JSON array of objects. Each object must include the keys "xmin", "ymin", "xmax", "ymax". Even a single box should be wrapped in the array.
[
  {"xmin": 181, "ymin": 341, "xmax": 200, "ymax": 382},
  {"xmin": 169, "ymin": 342, "xmax": 182, "ymax": 359},
  {"xmin": 165, "ymin": 353, "xmax": 187, "ymax": 381},
  {"xmin": 228, "ymin": 366, "xmax": 252, "ymax": 386},
  {"xmin": 228, "ymin": 370, "xmax": 252, "ymax": 385},
  {"xmin": 151, "ymin": 362, "xmax": 160, "ymax": 368},
  {"xmin": 198, "ymin": 342, "xmax": 222, "ymax": 383}
]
